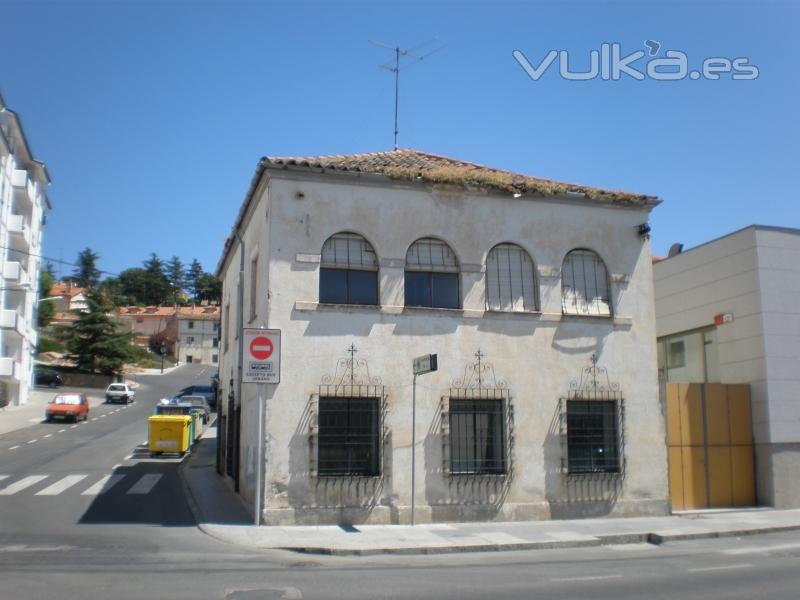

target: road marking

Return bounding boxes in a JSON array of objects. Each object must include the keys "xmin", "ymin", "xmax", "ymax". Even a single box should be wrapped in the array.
[
  {"xmin": 121, "ymin": 406, "xmax": 128, "ymax": 410},
  {"xmin": 57, "ymin": 429, "xmax": 66, "ymax": 433},
  {"xmin": 8, "ymin": 445, "xmax": 20, "ymax": 450},
  {"xmin": 126, "ymin": 474, "xmax": 162, "ymax": 495},
  {"xmin": 27, "ymin": 439, "xmax": 37, "ymax": 444},
  {"xmin": 91, "ymin": 417, "xmax": 98, "ymax": 421},
  {"xmin": 725, "ymin": 542, "xmax": 800, "ymax": 555},
  {"xmin": 100, "ymin": 414, "xmax": 107, "ymax": 418},
  {"xmin": 70, "ymin": 425, "xmax": 78, "ymax": 429},
  {"xmin": 82, "ymin": 474, "xmax": 126, "ymax": 496},
  {"xmin": 688, "ymin": 564, "xmax": 752, "ymax": 573},
  {"xmin": 123, "ymin": 454, "xmax": 134, "ymax": 460},
  {"xmin": 28, "ymin": 418, "xmax": 40, "ymax": 423},
  {"xmin": 551, "ymin": 575, "xmax": 623, "ymax": 582},
  {"xmin": 35, "ymin": 475, "xmax": 89, "ymax": 496},
  {"xmin": 0, "ymin": 475, "xmax": 48, "ymax": 495},
  {"xmin": 43, "ymin": 434, "xmax": 52, "ymax": 438},
  {"xmin": 0, "ymin": 476, "xmax": 7, "ymax": 483}
]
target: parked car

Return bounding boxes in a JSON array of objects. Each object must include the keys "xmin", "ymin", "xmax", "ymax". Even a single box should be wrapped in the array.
[
  {"xmin": 178, "ymin": 395, "xmax": 210, "ymax": 423},
  {"xmin": 46, "ymin": 393, "xmax": 89, "ymax": 422},
  {"xmin": 34, "ymin": 366, "xmax": 63, "ymax": 388},
  {"xmin": 105, "ymin": 383, "xmax": 136, "ymax": 404},
  {"xmin": 175, "ymin": 384, "xmax": 216, "ymax": 409}
]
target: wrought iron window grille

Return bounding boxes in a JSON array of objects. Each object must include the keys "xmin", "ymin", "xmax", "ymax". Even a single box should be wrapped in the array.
[
  {"xmin": 485, "ymin": 243, "xmax": 539, "ymax": 313},
  {"xmin": 559, "ymin": 353, "xmax": 625, "ymax": 477},
  {"xmin": 561, "ymin": 249, "xmax": 613, "ymax": 317},
  {"xmin": 310, "ymin": 344, "xmax": 388, "ymax": 479},
  {"xmin": 319, "ymin": 232, "xmax": 379, "ymax": 306},
  {"xmin": 441, "ymin": 350, "xmax": 514, "ymax": 478}
]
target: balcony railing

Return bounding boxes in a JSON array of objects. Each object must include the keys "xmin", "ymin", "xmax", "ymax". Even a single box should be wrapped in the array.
[
  {"xmin": 7, "ymin": 214, "xmax": 32, "ymax": 247},
  {"xmin": 0, "ymin": 309, "xmax": 24, "ymax": 337},
  {"xmin": 3, "ymin": 261, "xmax": 30, "ymax": 287},
  {"xmin": 0, "ymin": 357, "xmax": 18, "ymax": 380}
]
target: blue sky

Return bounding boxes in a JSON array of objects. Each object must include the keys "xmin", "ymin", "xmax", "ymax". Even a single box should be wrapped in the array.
[{"xmin": 3, "ymin": 0, "xmax": 797, "ymax": 279}]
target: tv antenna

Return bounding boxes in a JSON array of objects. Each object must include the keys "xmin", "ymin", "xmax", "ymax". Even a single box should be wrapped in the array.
[{"xmin": 369, "ymin": 38, "xmax": 445, "ymax": 150}]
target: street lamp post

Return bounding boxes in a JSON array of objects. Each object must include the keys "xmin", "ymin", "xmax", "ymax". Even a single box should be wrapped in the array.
[
  {"xmin": 411, "ymin": 353, "xmax": 437, "ymax": 526},
  {"xmin": 160, "ymin": 342, "xmax": 167, "ymax": 373}
]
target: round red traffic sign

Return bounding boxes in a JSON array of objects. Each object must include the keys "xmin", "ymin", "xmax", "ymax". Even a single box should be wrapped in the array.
[{"xmin": 249, "ymin": 336, "xmax": 273, "ymax": 360}]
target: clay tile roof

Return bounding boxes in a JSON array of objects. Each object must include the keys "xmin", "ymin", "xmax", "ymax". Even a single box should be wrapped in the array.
[{"xmin": 263, "ymin": 148, "xmax": 658, "ymax": 206}]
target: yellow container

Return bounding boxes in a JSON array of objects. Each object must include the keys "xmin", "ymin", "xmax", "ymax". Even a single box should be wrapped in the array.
[{"xmin": 148, "ymin": 414, "xmax": 192, "ymax": 454}]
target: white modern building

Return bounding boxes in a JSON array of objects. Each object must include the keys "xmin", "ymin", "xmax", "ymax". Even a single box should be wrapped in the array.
[
  {"xmin": 217, "ymin": 149, "xmax": 666, "ymax": 525},
  {"xmin": 0, "ymin": 92, "xmax": 50, "ymax": 407},
  {"xmin": 654, "ymin": 225, "xmax": 800, "ymax": 508},
  {"xmin": 175, "ymin": 306, "xmax": 220, "ymax": 365}
]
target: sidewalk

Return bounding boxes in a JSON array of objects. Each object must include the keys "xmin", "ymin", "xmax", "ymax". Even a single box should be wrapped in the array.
[
  {"xmin": 181, "ymin": 436, "xmax": 800, "ymax": 556},
  {"xmin": 0, "ymin": 387, "xmax": 106, "ymax": 436}
]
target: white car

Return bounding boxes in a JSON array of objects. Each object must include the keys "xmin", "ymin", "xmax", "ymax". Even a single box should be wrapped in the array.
[{"xmin": 105, "ymin": 383, "xmax": 135, "ymax": 404}]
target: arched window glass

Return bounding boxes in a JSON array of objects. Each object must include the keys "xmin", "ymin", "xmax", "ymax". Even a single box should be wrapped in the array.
[
  {"xmin": 404, "ymin": 238, "xmax": 460, "ymax": 309},
  {"xmin": 485, "ymin": 243, "xmax": 538, "ymax": 312},
  {"xmin": 319, "ymin": 232, "xmax": 378, "ymax": 305},
  {"xmin": 561, "ymin": 249, "xmax": 612, "ymax": 316}
]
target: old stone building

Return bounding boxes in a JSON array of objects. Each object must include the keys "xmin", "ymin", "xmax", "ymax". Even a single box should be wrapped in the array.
[{"xmin": 216, "ymin": 149, "xmax": 667, "ymax": 524}]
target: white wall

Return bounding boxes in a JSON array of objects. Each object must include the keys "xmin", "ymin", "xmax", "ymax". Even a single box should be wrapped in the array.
[{"xmin": 221, "ymin": 168, "xmax": 667, "ymax": 524}]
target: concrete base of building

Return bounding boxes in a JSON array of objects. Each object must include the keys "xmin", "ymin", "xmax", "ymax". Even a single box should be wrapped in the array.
[
  {"xmin": 262, "ymin": 498, "xmax": 670, "ymax": 526},
  {"xmin": 756, "ymin": 443, "xmax": 800, "ymax": 508}
]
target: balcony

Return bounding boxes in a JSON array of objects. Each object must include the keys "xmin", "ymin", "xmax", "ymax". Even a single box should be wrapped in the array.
[
  {"xmin": 0, "ymin": 357, "xmax": 18, "ymax": 381},
  {"xmin": 11, "ymin": 169, "xmax": 35, "ymax": 213},
  {"xmin": 3, "ymin": 261, "xmax": 30, "ymax": 288},
  {"xmin": 7, "ymin": 215, "xmax": 32, "ymax": 248},
  {"xmin": 0, "ymin": 309, "xmax": 24, "ymax": 337}
]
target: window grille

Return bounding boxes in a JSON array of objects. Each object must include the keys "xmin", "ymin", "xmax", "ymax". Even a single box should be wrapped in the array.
[
  {"xmin": 319, "ymin": 232, "xmax": 378, "ymax": 305},
  {"xmin": 561, "ymin": 354, "xmax": 624, "ymax": 475},
  {"xmin": 443, "ymin": 350, "xmax": 513, "ymax": 478},
  {"xmin": 485, "ymin": 243, "xmax": 538, "ymax": 312},
  {"xmin": 405, "ymin": 238, "xmax": 460, "ymax": 309},
  {"xmin": 188, "ymin": 321, "xmax": 195, "ymax": 329},
  {"xmin": 314, "ymin": 344, "xmax": 386, "ymax": 478},
  {"xmin": 561, "ymin": 249, "xmax": 612, "ymax": 316}
]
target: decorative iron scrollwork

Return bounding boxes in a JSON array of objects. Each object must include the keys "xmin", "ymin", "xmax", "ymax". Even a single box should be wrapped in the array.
[
  {"xmin": 321, "ymin": 344, "xmax": 383, "ymax": 389},
  {"xmin": 451, "ymin": 349, "xmax": 507, "ymax": 391},
  {"xmin": 569, "ymin": 353, "xmax": 620, "ymax": 395}
]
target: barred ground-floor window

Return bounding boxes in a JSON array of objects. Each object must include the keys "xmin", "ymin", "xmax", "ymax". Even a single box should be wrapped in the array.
[
  {"xmin": 448, "ymin": 399, "xmax": 506, "ymax": 475},
  {"xmin": 566, "ymin": 399, "xmax": 620, "ymax": 474},
  {"xmin": 318, "ymin": 396, "xmax": 380, "ymax": 476}
]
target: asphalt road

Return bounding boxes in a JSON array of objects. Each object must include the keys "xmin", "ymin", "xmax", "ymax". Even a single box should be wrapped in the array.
[{"xmin": 2, "ymin": 364, "xmax": 800, "ymax": 599}]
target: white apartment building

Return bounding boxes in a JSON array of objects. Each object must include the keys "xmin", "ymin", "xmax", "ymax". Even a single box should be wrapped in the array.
[
  {"xmin": 217, "ymin": 149, "xmax": 666, "ymax": 525},
  {"xmin": 0, "ymin": 92, "xmax": 50, "ymax": 407},
  {"xmin": 175, "ymin": 306, "xmax": 220, "ymax": 366}
]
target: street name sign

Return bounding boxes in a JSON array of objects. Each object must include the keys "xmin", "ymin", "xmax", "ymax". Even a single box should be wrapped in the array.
[
  {"xmin": 413, "ymin": 353, "xmax": 438, "ymax": 375},
  {"xmin": 242, "ymin": 328, "xmax": 281, "ymax": 384}
]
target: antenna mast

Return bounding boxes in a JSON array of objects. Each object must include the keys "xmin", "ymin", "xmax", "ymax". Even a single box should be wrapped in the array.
[{"xmin": 369, "ymin": 39, "xmax": 445, "ymax": 150}]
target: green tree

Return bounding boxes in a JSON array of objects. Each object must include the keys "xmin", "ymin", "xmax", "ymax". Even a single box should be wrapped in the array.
[
  {"xmin": 186, "ymin": 259, "xmax": 204, "ymax": 301},
  {"xmin": 197, "ymin": 273, "xmax": 222, "ymax": 304},
  {"xmin": 69, "ymin": 248, "xmax": 101, "ymax": 290},
  {"xmin": 37, "ymin": 269, "xmax": 56, "ymax": 328},
  {"xmin": 165, "ymin": 255, "xmax": 185, "ymax": 304},
  {"xmin": 66, "ymin": 291, "xmax": 133, "ymax": 374},
  {"xmin": 142, "ymin": 253, "xmax": 170, "ymax": 305}
]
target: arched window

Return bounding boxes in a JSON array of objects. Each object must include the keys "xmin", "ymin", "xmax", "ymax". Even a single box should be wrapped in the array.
[
  {"xmin": 561, "ymin": 249, "xmax": 612, "ymax": 316},
  {"xmin": 404, "ymin": 237, "xmax": 460, "ymax": 309},
  {"xmin": 485, "ymin": 243, "xmax": 538, "ymax": 312},
  {"xmin": 319, "ymin": 232, "xmax": 378, "ymax": 305}
]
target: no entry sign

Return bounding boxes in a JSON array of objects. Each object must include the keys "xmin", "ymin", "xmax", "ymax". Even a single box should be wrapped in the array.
[{"xmin": 242, "ymin": 328, "xmax": 281, "ymax": 384}]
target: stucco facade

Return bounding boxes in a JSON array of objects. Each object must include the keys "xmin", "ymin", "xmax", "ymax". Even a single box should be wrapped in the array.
[
  {"xmin": 218, "ymin": 151, "xmax": 668, "ymax": 525},
  {"xmin": 654, "ymin": 226, "xmax": 800, "ymax": 508},
  {"xmin": 175, "ymin": 307, "xmax": 220, "ymax": 366}
]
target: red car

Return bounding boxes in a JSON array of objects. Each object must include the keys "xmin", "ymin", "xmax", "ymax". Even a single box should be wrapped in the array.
[{"xmin": 45, "ymin": 393, "xmax": 89, "ymax": 422}]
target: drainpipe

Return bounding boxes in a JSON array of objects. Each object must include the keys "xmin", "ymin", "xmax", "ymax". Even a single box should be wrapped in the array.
[{"xmin": 233, "ymin": 230, "xmax": 245, "ymax": 492}]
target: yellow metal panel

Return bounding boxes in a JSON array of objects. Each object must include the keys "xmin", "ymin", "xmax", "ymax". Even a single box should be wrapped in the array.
[
  {"xmin": 728, "ymin": 385, "xmax": 753, "ymax": 445},
  {"xmin": 731, "ymin": 446, "xmax": 756, "ymax": 506},
  {"xmin": 681, "ymin": 384, "xmax": 705, "ymax": 446},
  {"xmin": 682, "ymin": 446, "xmax": 708, "ymax": 509},
  {"xmin": 705, "ymin": 384, "xmax": 731, "ymax": 446},
  {"xmin": 665, "ymin": 384, "xmax": 683, "ymax": 447},
  {"xmin": 708, "ymin": 447, "xmax": 733, "ymax": 507},
  {"xmin": 668, "ymin": 446, "xmax": 685, "ymax": 511}
]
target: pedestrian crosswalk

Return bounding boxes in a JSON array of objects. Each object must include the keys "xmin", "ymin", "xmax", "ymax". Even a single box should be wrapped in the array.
[{"xmin": 0, "ymin": 473, "xmax": 164, "ymax": 497}]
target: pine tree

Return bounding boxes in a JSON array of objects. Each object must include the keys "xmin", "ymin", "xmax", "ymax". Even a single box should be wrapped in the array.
[
  {"xmin": 37, "ymin": 269, "xmax": 56, "ymax": 328},
  {"xmin": 66, "ymin": 291, "xmax": 133, "ymax": 374},
  {"xmin": 142, "ymin": 253, "xmax": 170, "ymax": 305},
  {"xmin": 186, "ymin": 259, "xmax": 204, "ymax": 301},
  {"xmin": 165, "ymin": 256, "xmax": 185, "ymax": 304},
  {"xmin": 70, "ymin": 248, "xmax": 101, "ymax": 290}
]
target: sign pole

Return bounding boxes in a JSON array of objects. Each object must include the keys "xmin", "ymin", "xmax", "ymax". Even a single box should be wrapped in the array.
[
  {"xmin": 254, "ymin": 382, "xmax": 265, "ymax": 526},
  {"xmin": 411, "ymin": 372, "xmax": 418, "ymax": 526}
]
